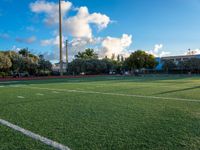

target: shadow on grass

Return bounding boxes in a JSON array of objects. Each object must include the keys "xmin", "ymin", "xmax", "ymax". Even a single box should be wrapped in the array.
[{"xmin": 155, "ymin": 86, "xmax": 200, "ymax": 95}]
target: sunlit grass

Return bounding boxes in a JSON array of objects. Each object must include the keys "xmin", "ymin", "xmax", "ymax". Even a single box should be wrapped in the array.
[{"xmin": 0, "ymin": 75, "xmax": 200, "ymax": 149}]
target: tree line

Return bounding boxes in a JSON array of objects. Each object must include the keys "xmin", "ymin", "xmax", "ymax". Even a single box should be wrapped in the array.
[
  {"xmin": 0, "ymin": 49, "xmax": 52, "ymax": 77},
  {"xmin": 68, "ymin": 49, "xmax": 158, "ymax": 75},
  {"xmin": 0, "ymin": 48, "xmax": 160, "ymax": 77}
]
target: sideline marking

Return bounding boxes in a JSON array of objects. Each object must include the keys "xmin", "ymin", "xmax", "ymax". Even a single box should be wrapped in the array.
[
  {"xmin": 26, "ymin": 86, "xmax": 200, "ymax": 103},
  {"xmin": 36, "ymin": 93, "xmax": 44, "ymax": 96},
  {"xmin": 0, "ymin": 119, "xmax": 70, "ymax": 150},
  {"xmin": 0, "ymin": 86, "xmax": 5, "ymax": 88},
  {"xmin": 52, "ymin": 91, "xmax": 60, "ymax": 94},
  {"xmin": 75, "ymin": 88, "xmax": 84, "ymax": 90},
  {"xmin": 9, "ymin": 85, "xmax": 26, "ymax": 88},
  {"xmin": 58, "ymin": 82, "xmax": 189, "ymax": 88},
  {"xmin": 17, "ymin": 96, "xmax": 25, "ymax": 99}
]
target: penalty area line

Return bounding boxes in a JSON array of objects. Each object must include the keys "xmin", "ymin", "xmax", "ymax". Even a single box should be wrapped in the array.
[{"xmin": 0, "ymin": 119, "xmax": 70, "ymax": 150}]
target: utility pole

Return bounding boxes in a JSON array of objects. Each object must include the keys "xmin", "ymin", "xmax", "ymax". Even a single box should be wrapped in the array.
[
  {"xmin": 66, "ymin": 40, "xmax": 68, "ymax": 73},
  {"xmin": 59, "ymin": 0, "xmax": 63, "ymax": 76}
]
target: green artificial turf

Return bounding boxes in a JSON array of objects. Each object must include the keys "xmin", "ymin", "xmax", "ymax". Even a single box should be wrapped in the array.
[{"xmin": 0, "ymin": 75, "xmax": 200, "ymax": 149}]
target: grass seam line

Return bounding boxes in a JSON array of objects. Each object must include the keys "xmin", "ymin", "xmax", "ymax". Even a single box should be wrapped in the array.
[
  {"xmin": 28, "ymin": 86, "xmax": 200, "ymax": 103},
  {"xmin": 0, "ymin": 119, "xmax": 71, "ymax": 150}
]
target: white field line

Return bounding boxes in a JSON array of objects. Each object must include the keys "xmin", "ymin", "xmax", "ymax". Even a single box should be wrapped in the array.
[
  {"xmin": 56, "ymin": 82, "xmax": 196, "ymax": 89},
  {"xmin": 0, "ymin": 119, "xmax": 70, "ymax": 150},
  {"xmin": 95, "ymin": 86, "xmax": 104, "ymax": 88},
  {"xmin": 25, "ymin": 86, "xmax": 200, "ymax": 103},
  {"xmin": 75, "ymin": 88, "xmax": 84, "ymax": 90},
  {"xmin": 0, "ymin": 86, "xmax": 5, "ymax": 88},
  {"xmin": 17, "ymin": 96, "xmax": 25, "ymax": 99},
  {"xmin": 9, "ymin": 85, "xmax": 26, "ymax": 88},
  {"xmin": 52, "ymin": 91, "xmax": 60, "ymax": 94},
  {"xmin": 12, "ymin": 79, "xmax": 196, "ymax": 89},
  {"xmin": 36, "ymin": 93, "xmax": 44, "ymax": 96}
]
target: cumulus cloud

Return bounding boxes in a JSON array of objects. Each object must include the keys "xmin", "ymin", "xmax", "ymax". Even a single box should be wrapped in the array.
[
  {"xmin": 16, "ymin": 36, "xmax": 37, "ymax": 44},
  {"xmin": 69, "ymin": 37, "xmax": 102, "ymax": 58},
  {"xmin": 40, "ymin": 34, "xmax": 133, "ymax": 61},
  {"xmin": 64, "ymin": 6, "xmax": 110, "ymax": 39},
  {"xmin": 30, "ymin": 1, "xmax": 110, "ymax": 39},
  {"xmin": 101, "ymin": 34, "xmax": 132, "ymax": 58},
  {"xmin": 64, "ymin": 8, "xmax": 93, "ymax": 39},
  {"xmin": 31, "ymin": 0, "xmax": 131, "ymax": 61},
  {"xmin": 147, "ymin": 44, "xmax": 170, "ymax": 57},
  {"xmin": 65, "ymin": 34, "xmax": 132, "ymax": 59},
  {"xmin": 63, "ymin": 6, "xmax": 110, "ymax": 39},
  {"xmin": 40, "ymin": 34, "xmax": 132, "ymax": 60},
  {"xmin": 30, "ymin": 0, "xmax": 72, "ymax": 25},
  {"xmin": 40, "ymin": 35, "xmax": 100, "ymax": 60}
]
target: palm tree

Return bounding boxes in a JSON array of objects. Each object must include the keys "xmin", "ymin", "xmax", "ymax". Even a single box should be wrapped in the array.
[{"xmin": 75, "ymin": 49, "xmax": 98, "ymax": 59}]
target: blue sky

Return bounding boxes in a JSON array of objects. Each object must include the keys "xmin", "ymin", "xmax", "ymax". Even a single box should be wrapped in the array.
[{"xmin": 0, "ymin": 0, "xmax": 200, "ymax": 60}]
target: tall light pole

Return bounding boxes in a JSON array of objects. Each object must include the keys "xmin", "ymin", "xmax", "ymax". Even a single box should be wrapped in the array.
[
  {"xmin": 66, "ymin": 40, "xmax": 68, "ymax": 73},
  {"xmin": 59, "ymin": 0, "xmax": 63, "ymax": 76}
]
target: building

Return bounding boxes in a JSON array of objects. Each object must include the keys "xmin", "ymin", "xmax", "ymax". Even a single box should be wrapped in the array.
[
  {"xmin": 52, "ymin": 62, "xmax": 68, "ymax": 72},
  {"xmin": 156, "ymin": 54, "xmax": 200, "ymax": 70}
]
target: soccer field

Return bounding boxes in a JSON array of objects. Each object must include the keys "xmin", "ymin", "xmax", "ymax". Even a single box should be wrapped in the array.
[{"xmin": 0, "ymin": 75, "xmax": 200, "ymax": 150}]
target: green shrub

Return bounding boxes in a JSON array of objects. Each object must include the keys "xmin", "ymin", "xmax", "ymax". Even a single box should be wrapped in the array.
[{"xmin": 0, "ymin": 72, "xmax": 7, "ymax": 78}]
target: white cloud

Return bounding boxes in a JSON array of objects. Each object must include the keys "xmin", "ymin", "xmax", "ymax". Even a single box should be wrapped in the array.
[
  {"xmin": 101, "ymin": 34, "xmax": 132, "ymax": 58},
  {"xmin": 40, "ymin": 34, "xmax": 132, "ymax": 61},
  {"xmin": 64, "ymin": 6, "xmax": 110, "ymax": 39},
  {"xmin": 154, "ymin": 44, "xmax": 163, "ymax": 53},
  {"xmin": 147, "ymin": 44, "xmax": 170, "ymax": 57},
  {"xmin": 88, "ymin": 11, "xmax": 110, "ymax": 30},
  {"xmin": 30, "ymin": 0, "xmax": 72, "ymax": 25},
  {"xmin": 16, "ymin": 36, "xmax": 36, "ymax": 44},
  {"xmin": 30, "ymin": 1, "xmax": 110, "ymax": 39},
  {"xmin": 69, "ymin": 37, "xmax": 102, "ymax": 59},
  {"xmin": 31, "ymin": 1, "xmax": 131, "ymax": 61}
]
